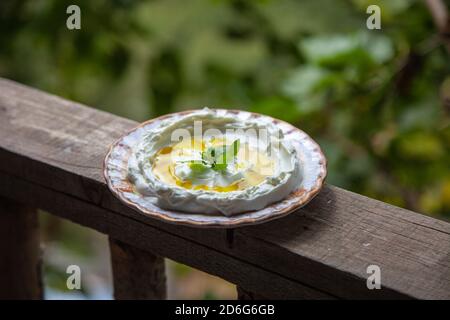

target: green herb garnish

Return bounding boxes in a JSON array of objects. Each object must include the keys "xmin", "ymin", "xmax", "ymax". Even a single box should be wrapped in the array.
[{"xmin": 188, "ymin": 161, "xmax": 210, "ymax": 173}]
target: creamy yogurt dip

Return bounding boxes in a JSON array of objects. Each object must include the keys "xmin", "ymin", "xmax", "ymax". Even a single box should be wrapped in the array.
[{"xmin": 127, "ymin": 108, "xmax": 302, "ymax": 216}]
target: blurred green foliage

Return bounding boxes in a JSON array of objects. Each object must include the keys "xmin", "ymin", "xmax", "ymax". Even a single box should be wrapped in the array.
[{"xmin": 1, "ymin": 0, "xmax": 449, "ymax": 214}]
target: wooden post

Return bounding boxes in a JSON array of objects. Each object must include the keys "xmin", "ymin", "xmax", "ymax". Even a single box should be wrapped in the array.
[
  {"xmin": 109, "ymin": 237, "xmax": 167, "ymax": 299},
  {"xmin": 0, "ymin": 197, "xmax": 42, "ymax": 299}
]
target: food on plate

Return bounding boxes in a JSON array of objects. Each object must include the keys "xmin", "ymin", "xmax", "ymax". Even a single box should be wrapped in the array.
[{"xmin": 127, "ymin": 108, "xmax": 302, "ymax": 216}]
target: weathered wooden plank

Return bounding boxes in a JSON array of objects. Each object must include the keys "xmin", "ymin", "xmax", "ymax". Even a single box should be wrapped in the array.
[
  {"xmin": 0, "ymin": 197, "xmax": 42, "ymax": 299},
  {"xmin": 109, "ymin": 237, "xmax": 167, "ymax": 300},
  {"xmin": 0, "ymin": 78, "xmax": 449, "ymax": 299}
]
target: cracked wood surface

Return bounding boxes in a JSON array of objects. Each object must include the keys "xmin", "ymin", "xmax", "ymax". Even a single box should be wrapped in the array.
[{"xmin": 0, "ymin": 78, "xmax": 449, "ymax": 299}]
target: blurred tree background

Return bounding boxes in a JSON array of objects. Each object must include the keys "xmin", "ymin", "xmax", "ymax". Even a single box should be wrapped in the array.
[{"xmin": 0, "ymin": 0, "xmax": 449, "ymax": 299}]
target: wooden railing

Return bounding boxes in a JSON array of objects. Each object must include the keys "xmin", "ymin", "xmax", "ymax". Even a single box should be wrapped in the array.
[{"xmin": 0, "ymin": 78, "xmax": 449, "ymax": 300}]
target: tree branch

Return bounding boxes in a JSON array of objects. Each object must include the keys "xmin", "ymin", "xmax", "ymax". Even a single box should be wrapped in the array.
[{"xmin": 424, "ymin": 0, "xmax": 450, "ymax": 52}]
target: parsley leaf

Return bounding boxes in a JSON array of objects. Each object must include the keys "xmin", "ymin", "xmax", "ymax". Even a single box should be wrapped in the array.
[
  {"xmin": 231, "ymin": 139, "xmax": 240, "ymax": 157},
  {"xmin": 197, "ymin": 139, "xmax": 241, "ymax": 172}
]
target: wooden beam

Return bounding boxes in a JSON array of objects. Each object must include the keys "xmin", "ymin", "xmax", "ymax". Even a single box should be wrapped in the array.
[
  {"xmin": 0, "ymin": 197, "xmax": 42, "ymax": 299},
  {"xmin": 0, "ymin": 78, "xmax": 449, "ymax": 299},
  {"xmin": 109, "ymin": 237, "xmax": 166, "ymax": 299},
  {"xmin": 0, "ymin": 170, "xmax": 330, "ymax": 299}
]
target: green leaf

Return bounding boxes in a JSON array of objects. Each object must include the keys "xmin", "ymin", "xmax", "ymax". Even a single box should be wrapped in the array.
[
  {"xmin": 202, "ymin": 146, "xmax": 224, "ymax": 164},
  {"xmin": 299, "ymin": 31, "xmax": 393, "ymax": 67},
  {"xmin": 396, "ymin": 132, "xmax": 444, "ymax": 161},
  {"xmin": 201, "ymin": 147, "xmax": 215, "ymax": 164},
  {"xmin": 281, "ymin": 65, "xmax": 338, "ymax": 112},
  {"xmin": 250, "ymin": 96, "xmax": 299, "ymax": 122},
  {"xmin": 300, "ymin": 34, "xmax": 360, "ymax": 66},
  {"xmin": 364, "ymin": 33, "xmax": 394, "ymax": 64},
  {"xmin": 200, "ymin": 139, "xmax": 240, "ymax": 171},
  {"xmin": 282, "ymin": 65, "xmax": 333, "ymax": 97},
  {"xmin": 216, "ymin": 139, "xmax": 240, "ymax": 165}
]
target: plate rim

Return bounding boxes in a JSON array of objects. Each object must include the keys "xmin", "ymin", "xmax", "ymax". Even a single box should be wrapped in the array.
[{"xmin": 103, "ymin": 109, "xmax": 327, "ymax": 228}]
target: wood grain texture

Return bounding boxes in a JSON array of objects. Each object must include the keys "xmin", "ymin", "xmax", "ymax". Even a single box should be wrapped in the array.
[
  {"xmin": 0, "ymin": 197, "xmax": 42, "ymax": 299},
  {"xmin": 0, "ymin": 170, "xmax": 330, "ymax": 299},
  {"xmin": 109, "ymin": 237, "xmax": 166, "ymax": 299},
  {"xmin": 0, "ymin": 78, "xmax": 449, "ymax": 299},
  {"xmin": 237, "ymin": 287, "xmax": 268, "ymax": 300}
]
